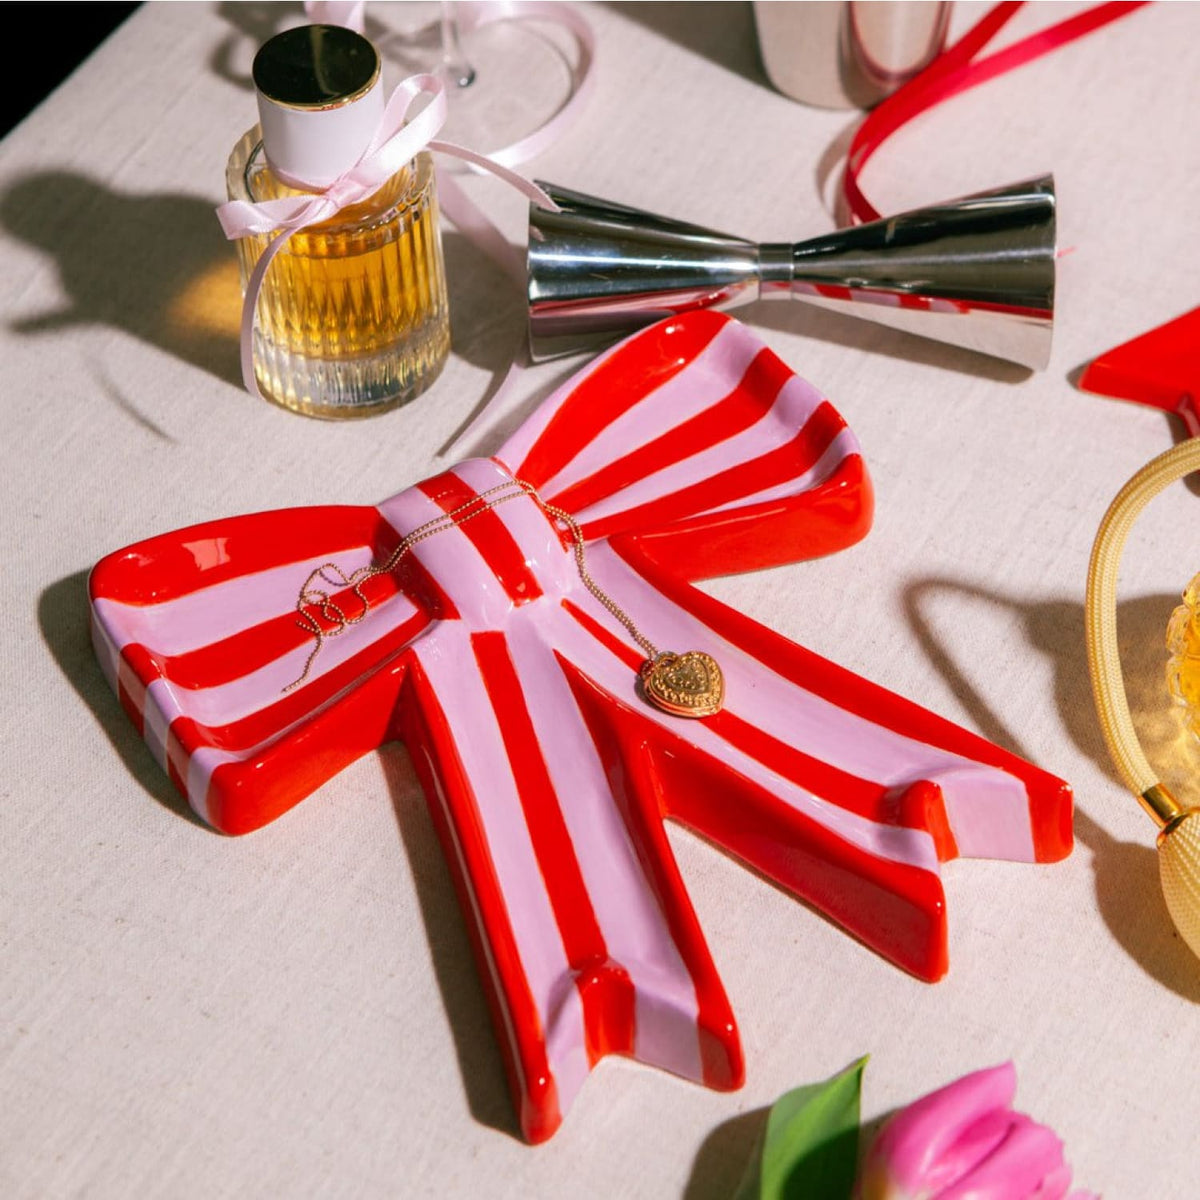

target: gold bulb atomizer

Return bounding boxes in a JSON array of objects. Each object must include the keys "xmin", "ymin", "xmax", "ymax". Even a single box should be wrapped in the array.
[{"xmin": 1086, "ymin": 438, "xmax": 1200, "ymax": 953}]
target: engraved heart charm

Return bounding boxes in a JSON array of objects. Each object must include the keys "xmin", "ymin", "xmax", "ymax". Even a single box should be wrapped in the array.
[{"xmin": 642, "ymin": 651, "xmax": 724, "ymax": 718}]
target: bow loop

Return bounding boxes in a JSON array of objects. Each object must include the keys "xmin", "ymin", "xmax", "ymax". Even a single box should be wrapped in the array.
[
  {"xmin": 322, "ymin": 176, "xmax": 367, "ymax": 213},
  {"xmin": 496, "ymin": 312, "xmax": 870, "ymax": 580}
]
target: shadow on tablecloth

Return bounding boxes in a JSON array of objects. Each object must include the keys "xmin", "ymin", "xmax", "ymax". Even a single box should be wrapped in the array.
[
  {"xmin": 904, "ymin": 577, "xmax": 1200, "ymax": 1004},
  {"xmin": 38, "ymin": 570, "xmax": 202, "ymax": 827},
  {"xmin": 2, "ymin": 171, "xmax": 242, "ymax": 396},
  {"xmin": 380, "ymin": 742, "xmax": 521, "ymax": 1140},
  {"xmin": 1, "ymin": 166, "xmax": 529, "ymax": 431},
  {"xmin": 682, "ymin": 1106, "xmax": 767, "ymax": 1199}
]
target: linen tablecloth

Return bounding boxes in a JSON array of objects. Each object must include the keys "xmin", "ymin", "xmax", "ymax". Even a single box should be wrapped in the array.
[{"xmin": 3, "ymin": 3, "xmax": 1198, "ymax": 1195}]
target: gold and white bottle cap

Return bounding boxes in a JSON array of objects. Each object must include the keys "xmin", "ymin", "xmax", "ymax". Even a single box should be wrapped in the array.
[{"xmin": 253, "ymin": 23, "xmax": 384, "ymax": 190}]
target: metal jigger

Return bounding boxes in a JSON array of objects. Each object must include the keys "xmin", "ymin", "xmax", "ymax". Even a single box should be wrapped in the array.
[{"xmin": 527, "ymin": 176, "xmax": 1056, "ymax": 369}]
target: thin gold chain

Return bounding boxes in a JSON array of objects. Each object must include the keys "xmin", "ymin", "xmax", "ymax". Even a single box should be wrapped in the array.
[
  {"xmin": 536, "ymin": 496, "xmax": 658, "ymax": 662},
  {"xmin": 285, "ymin": 478, "xmax": 658, "ymax": 691}
]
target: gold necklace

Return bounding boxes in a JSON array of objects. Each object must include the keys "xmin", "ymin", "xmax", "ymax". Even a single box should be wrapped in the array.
[{"xmin": 285, "ymin": 478, "xmax": 725, "ymax": 718}]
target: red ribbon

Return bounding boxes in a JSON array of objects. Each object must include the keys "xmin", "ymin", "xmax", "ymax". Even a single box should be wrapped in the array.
[{"xmin": 842, "ymin": 0, "xmax": 1151, "ymax": 225}]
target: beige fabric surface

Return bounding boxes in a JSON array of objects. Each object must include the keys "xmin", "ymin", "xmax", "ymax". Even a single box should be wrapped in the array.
[{"xmin": 3, "ymin": 2, "xmax": 1199, "ymax": 1196}]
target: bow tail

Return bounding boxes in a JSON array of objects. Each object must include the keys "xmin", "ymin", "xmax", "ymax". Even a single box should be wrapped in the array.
[
  {"xmin": 559, "ymin": 541, "xmax": 1073, "ymax": 983},
  {"xmin": 401, "ymin": 619, "xmax": 741, "ymax": 1144}
]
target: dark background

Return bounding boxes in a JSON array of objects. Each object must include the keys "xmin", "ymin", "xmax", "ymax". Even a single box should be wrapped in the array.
[{"xmin": 3, "ymin": 4, "xmax": 141, "ymax": 138}]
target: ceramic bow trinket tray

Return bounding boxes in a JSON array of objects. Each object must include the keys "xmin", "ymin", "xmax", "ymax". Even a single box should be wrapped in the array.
[{"xmin": 90, "ymin": 311, "xmax": 1073, "ymax": 1142}]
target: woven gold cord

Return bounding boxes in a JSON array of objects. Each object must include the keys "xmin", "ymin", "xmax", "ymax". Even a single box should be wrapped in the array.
[{"xmin": 1085, "ymin": 438, "xmax": 1200, "ymax": 825}]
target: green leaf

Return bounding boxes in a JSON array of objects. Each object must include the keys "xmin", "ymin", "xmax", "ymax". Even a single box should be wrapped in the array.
[{"xmin": 734, "ymin": 1057, "xmax": 867, "ymax": 1200}]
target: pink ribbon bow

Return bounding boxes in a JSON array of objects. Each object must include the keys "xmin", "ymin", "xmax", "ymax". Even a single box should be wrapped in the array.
[
  {"xmin": 215, "ymin": 69, "xmax": 558, "ymax": 401},
  {"xmin": 90, "ymin": 311, "xmax": 1072, "ymax": 1142}
]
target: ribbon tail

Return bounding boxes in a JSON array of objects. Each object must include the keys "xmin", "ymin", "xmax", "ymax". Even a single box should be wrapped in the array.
[
  {"xmin": 402, "ymin": 620, "xmax": 742, "ymax": 1143},
  {"xmin": 842, "ymin": 0, "xmax": 1149, "ymax": 223},
  {"xmin": 443, "ymin": 359, "xmax": 532, "ymax": 462},
  {"xmin": 431, "ymin": 146, "xmax": 563, "ymax": 460},
  {"xmin": 433, "ymin": 164, "xmax": 526, "ymax": 287},
  {"xmin": 574, "ymin": 540, "xmax": 1075, "ymax": 982},
  {"xmin": 238, "ymin": 228, "xmax": 295, "ymax": 401},
  {"xmin": 430, "ymin": 138, "xmax": 558, "ymax": 211}
]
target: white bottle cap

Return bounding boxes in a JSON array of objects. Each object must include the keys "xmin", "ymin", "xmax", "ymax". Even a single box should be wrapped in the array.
[{"xmin": 252, "ymin": 24, "xmax": 384, "ymax": 190}]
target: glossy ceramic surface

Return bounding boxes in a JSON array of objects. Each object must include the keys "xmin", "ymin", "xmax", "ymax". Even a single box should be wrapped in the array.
[
  {"xmin": 1079, "ymin": 306, "xmax": 1200, "ymax": 438},
  {"xmin": 90, "ymin": 311, "xmax": 1073, "ymax": 1142}
]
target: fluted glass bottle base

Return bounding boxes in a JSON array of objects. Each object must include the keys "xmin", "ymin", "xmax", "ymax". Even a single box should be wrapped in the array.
[
  {"xmin": 251, "ymin": 317, "xmax": 451, "ymax": 419},
  {"xmin": 227, "ymin": 136, "xmax": 452, "ymax": 421}
]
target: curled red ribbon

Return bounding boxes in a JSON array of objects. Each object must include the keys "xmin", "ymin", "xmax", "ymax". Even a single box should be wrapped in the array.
[{"xmin": 842, "ymin": 0, "xmax": 1151, "ymax": 225}]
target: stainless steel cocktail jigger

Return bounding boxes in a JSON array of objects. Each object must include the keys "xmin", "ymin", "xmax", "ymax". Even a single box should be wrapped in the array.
[{"xmin": 527, "ymin": 176, "xmax": 1055, "ymax": 369}]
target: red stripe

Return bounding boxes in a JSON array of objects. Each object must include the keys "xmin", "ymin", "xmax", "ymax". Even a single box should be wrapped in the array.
[
  {"xmin": 418, "ymin": 473, "xmax": 544, "ymax": 606},
  {"xmin": 471, "ymin": 630, "xmax": 635, "ymax": 1066},
  {"xmin": 562, "ymin": 598, "xmax": 644, "ymax": 672},
  {"xmin": 142, "ymin": 572, "xmax": 404, "ymax": 690},
  {"xmin": 708, "ymin": 709, "xmax": 906, "ymax": 827},
  {"xmin": 561, "ymin": 599, "xmax": 934, "ymax": 834},
  {"xmin": 161, "ymin": 603, "xmax": 430, "ymax": 758},
  {"xmin": 578, "ymin": 401, "xmax": 846, "ymax": 543},
  {"xmin": 516, "ymin": 311, "xmax": 729, "ymax": 488},
  {"xmin": 547, "ymin": 347, "xmax": 793, "ymax": 518},
  {"xmin": 611, "ymin": 542, "xmax": 1073, "ymax": 863},
  {"xmin": 144, "ymin": 550, "xmax": 456, "ymax": 692},
  {"xmin": 551, "ymin": 620, "xmax": 951, "ymax": 981},
  {"xmin": 202, "ymin": 654, "xmax": 409, "ymax": 835},
  {"xmin": 555, "ymin": 652, "xmax": 742, "ymax": 1087},
  {"xmin": 117, "ymin": 650, "xmax": 149, "ymax": 737},
  {"xmin": 650, "ymin": 725, "xmax": 951, "ymax": 981},
  {"xmin": 89, "ymin": 506, "xmax": 382, "ymax": 606},
  {"xmin": 399, "ymin": 655, "xmax": 562, "ymax": 1142},
  {"xmin": 619, "ymin": 453, "xmax": 871, "ymax": 584},
  {"xmin": 710, "ymin": 710, "xmax": 961, "ymax": 858}
]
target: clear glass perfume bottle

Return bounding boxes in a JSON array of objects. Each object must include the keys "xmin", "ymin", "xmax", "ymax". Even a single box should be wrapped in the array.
[{"xmin": 225, "ymin": 24, "xmax": 450, "ymax": 419}]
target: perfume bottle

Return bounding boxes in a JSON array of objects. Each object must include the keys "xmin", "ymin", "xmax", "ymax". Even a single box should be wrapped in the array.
[
  {"xmin": 1168, "ymin": 573, "xmax": 1200, "ymax": 741},
  {"xmin": 225, "ymin": 24, "xmax": 450, "ymax": 418}
]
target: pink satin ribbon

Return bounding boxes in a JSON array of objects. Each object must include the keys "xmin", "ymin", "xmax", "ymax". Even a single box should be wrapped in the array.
[
  {"xmin": 842, "ymin": 0, "xmax": 1151, "ymax": 225},
  {"xmin": 435, "ymin": 1, "xmax": 597, "ymax": 282},
  {"xmin": 218, "ymin": 2, "xmax": 597, "ymax": 402},
  {"xmin": 460, "ymin": 2, "xmax": 597, "ymax": 167}
]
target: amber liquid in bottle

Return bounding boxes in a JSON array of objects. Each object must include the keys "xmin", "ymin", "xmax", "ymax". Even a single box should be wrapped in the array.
[
  {"xmin": 226, "ymin": 130, "xmax": 450, "ymax": 418},
  {"xmin": 1168, "ymin": 574, "xmax": 1200, "ymax": 743}
]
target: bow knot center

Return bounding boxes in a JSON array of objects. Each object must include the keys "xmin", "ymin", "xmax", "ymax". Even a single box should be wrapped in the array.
[{"xmin": 321, "ymin": 176, "xmax": 368, "ymax": 214}]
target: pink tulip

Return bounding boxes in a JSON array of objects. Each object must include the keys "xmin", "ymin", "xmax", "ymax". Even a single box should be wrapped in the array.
[{"xmin": 855, "ymin": 1062, "xmax": 1097, "ymax": 1200}]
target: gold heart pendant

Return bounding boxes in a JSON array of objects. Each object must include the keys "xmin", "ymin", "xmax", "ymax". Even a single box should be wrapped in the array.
[{"xmin": 642, "ymin": 651, "xmax": 724, "ymax": 718}]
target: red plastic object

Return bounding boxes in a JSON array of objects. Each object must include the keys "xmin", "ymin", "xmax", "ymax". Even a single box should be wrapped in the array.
[
  {"xmin": 89, "ymin": 311, "xmax": 1072, "ymax": 1142},
  {"xmin": 1079, "ymin": 306, "xmax": 1200, "ymax": 438}
]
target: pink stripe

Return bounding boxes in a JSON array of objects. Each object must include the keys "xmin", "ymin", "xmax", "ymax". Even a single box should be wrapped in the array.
[
  {"xmin": 141, "ymin": 677, "xmax": 173, "ymax": 771},
  {"xmin": 496, "ymin": 335, "xmax": 643, "ymax": 476},
  {"xmin": 587, "ymin": 547, "xmax": 1036, "ymax": 863},
  {"xmin": 571, "ymin": 376, "xmax": 836, "ymax": 527},
  {"xmin": 541, "ymin": 597, "xmax": 941, "ymax": 872},
  {"xmin": 91, "ymin": 545, "xmax": 376, "ymax": 657},
  {"xmin": 455, "ymin": 459, "xmax": 576, "ymax": 599},
  {"xmin": 413, "ymin": 626, "xmax": 590, "ymax": 1110},
  {"xmin": 503, "ymin": 616, "xmax": 705, "ymax": 1082},
  {"xmin": 90, "ymin": 610, "xmax": 121, "ymax": 695},
  {"xmin": 377, "ymin": 463, "xmax": 559, "ymax": 627},
  {"xmin": 699, "ymin": 433, "xmax": 861, "ymax": 517},
  {"xmin": 537, "ymin": 320, "xmax": 762, "ymax": 502},
  {"xmin": 136, "ymin": 587, "xmax": 419, "ymax": 733},
  {"xmin": 419, "ymin": 752, "xmax": 529, "ymax": 1103}
]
